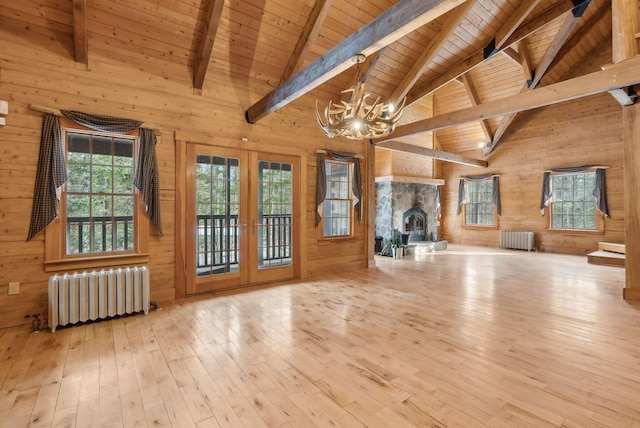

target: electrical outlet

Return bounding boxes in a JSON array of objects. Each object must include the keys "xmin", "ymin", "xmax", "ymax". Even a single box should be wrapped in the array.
[{"xmin": 8, "ymin": 282, "xmax": 19, "ymax": 295}]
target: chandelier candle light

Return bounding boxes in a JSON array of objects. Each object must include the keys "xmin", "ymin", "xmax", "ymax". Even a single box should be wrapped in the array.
[{"xmin": 315, "ymin": 54, "xmax": 405, "ymax": 140}]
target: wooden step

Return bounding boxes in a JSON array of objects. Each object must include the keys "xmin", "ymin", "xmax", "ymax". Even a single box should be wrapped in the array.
[
  {"xmin": 587, "ymin": 250, "xmax": 625, "ymax": 267},
  {"xmin": 598, "ymin": 242, "xmax": 625, "ymax": 254}
]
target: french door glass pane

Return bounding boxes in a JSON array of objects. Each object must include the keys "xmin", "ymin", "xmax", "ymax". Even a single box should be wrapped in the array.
[
  {"xmin": 195, "ymin": 154, "xmax": 240, "ymax": 277},
  {"xmin": 257, "ymin": 161, "xmax": 293, "ymax": 269}
]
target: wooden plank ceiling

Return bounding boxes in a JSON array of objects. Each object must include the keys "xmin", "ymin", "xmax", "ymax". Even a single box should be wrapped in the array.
[{"xmin": 14, "ymin": 0, "xmax": 635, "ymax": 162}]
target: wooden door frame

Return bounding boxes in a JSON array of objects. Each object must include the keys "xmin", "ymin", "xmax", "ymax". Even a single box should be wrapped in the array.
[
  {"xmin": 174, "ymin": 131, "xmax": 307, "ymax": 298},
  {"xmin": 185, "ymin": 144, "xmax": 249, "ymax": 294},
  {"xmin": 248, "ymin": 151, "xmax": 301, "ymax": 284}
]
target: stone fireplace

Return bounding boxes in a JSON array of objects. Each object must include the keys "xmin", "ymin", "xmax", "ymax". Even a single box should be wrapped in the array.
[{"xmin": 375, "ymin": 181, "xmax": 440, "ymax": 248}]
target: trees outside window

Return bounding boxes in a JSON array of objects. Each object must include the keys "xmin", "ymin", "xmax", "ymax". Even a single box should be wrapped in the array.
[
  {"xmin": 323, "ymin": 160, "xmax": 352, "ymax": 237},
  {"xmin": 464, "ymin": 180, "xmax": 494, "ymax": 226},
  {"xmin": 65, "ymin": 132, "xmax": 137, "ymax": 255},
  {"xmin": 550, "ymin": 172, "xmax": 597, "ymax": 230}
]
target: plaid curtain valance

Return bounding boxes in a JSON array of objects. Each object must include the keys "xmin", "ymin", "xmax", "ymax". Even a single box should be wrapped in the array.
[
  {"xmin": 27, "ymin": 111, "xmax": 162, "ymax": 241},
  {"xmin": 457, "ymin": 175, "xmax": 501, "ymax": 216},
  {"xmin": 62, "ymin": 110, "xmax": 142, "ymax": 134},
  {"xmin": 540, "ymin": 165, "xmax": 609, "ymax": 217}
]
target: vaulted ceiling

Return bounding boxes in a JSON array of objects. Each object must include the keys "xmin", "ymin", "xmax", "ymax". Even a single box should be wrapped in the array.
[{"xmin": 20, "ymin": 0, "xmax": 639, "ymax": 164}]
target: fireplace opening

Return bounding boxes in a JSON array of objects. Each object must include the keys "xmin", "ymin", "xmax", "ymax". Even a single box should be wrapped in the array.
[{"xmin": 403, "ymin": 207, "xmax": 426, "ymax": 243}]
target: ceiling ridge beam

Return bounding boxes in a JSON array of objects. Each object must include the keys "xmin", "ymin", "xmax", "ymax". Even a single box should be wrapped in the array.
[
  {"xmin": 375, "ymin": 140, "xmax": 488, "ymax": 168},
  {"xmin": 485, "ymin": 0, "xmax": 592, "ymax": 155},
  {"xmin": 406, "ymin": 0, "xmax": 578, "ymax": 106},
  {"xmin": 373, "ymin": 55, "xmax": 640, "ymax": 143},
  {"xmin": 245, "ymin": 0, "xmax": 467, "ymax": 124},
  {"xmin": 280, "ymin": 0, "xmax": 334, "ymax": 84},
  {"xmin": 193, "ymin": 0, "xmax": 225, "ymax": 91},
  {"xmin": 389, "ymin": 0, "xmax": 476, "ymax": 107}
]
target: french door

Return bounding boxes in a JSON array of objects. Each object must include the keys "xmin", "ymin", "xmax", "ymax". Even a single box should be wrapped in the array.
[{"xmin": 185, "ymin": 144, "xmax": 299, "ymax": 294}]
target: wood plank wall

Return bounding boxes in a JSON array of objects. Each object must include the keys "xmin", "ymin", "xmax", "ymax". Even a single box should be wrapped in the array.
[
  {"xmin": 439, "ymin": 93, "xmax": 625, "ymax": 255},
  {"xmin": 0, "ymin": 17, "xmax": 368, "ymax": 328}
]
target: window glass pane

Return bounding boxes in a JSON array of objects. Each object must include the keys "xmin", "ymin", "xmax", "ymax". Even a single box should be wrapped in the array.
[
  {"xmin": 464, "ymin": 179, "xmax": 493, "ymax": 226},
  {"xmin": 113, "ymin": 139, "xmax": 133, "ymax": 166},
  {"xmin": 67, "ymin": 163, "xmax": 90, "ymax": 193},
  {"xmin": 65, "ymin": 132, "xmax": 137, "ymax": 255},
  {"xmin": 323, "ymin": 160, "xmax": 352, "ymax": 237},
  {"xmin": 91, "ymin": 165, "xmax": 113, "ymax": 193},
  {"xmin": 550, "ymin": 172, "xmax": 597, "ymax": 230},
  {"xmin": 93, "ymin": 195, "xmax": 111, "ymax": 218},
  {"xmin": 114, "ymin": 166, "xmax": 133, "ymax": 193}
]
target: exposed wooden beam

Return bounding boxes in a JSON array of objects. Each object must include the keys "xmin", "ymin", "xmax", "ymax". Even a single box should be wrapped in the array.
[
  {"xmin": 517, "ymin": 41, "xmax": 533, "ymax": 84},
  {"xmin": 361, "ymin": 48, "xmax": 386, "ymax": 83},
  {"xmin": 609, "ymin": 87, "xmax": 636, "ymax": 106},
  {"xmin": 486, "ymin": 1, "xmax": 591, "ymax": 155},
  {"xmin": 280, "ymin": 0, "xmax": 333, "ymax": 83},
  {"xmin": 458, "ymin": 74, "xmax": 492, "ymax": 142},
  {"xmin": 407, "ymin": 51, "xmax": 484, "ymax": 106},
  {"xmin": 493, "ymin": 0, "xmax": 543, "ymax": 50},
  {"xmin": 539, "ymin": 0, "xmax": 611, "ymax": 87},
  {"xmin": 375, "ymin": 175, "xmax": 445, "ymax": 185},
  {"xmin": 193, "ymin": 0, "xmax": 225, "ymax": 90},
  {"xmin": 486, "ymin": 44, "xmax": 531, "ymax": 153},
  {"xmin": 374, "ymin": 55, "xmax": 640, "ymax": 143},
  {"xmin": 406, "ymin": 0, "xmax": 577, "ymax": 105},
  {"xmin": 245, "ymin": 0, "xmax": 467, "ymax": 124},
  {"xmin": 376, "ymin": 140, "xmax": 488, "ymax": 168},
  {"xmin": 506, "ymin": 0, "xmax": 582, "ymax": 46},
  {"xmin": 613, "ymin": 0, "xmax": 639, "ymax": 63},
  {"xmin": 501, "ymin": 46, "xmax": 521, "ymax": 65},
  {"xmin": 389, "ymin": 0, "xmax": 475, "ymax": 106},
  {"xmin": 72, "ymin": 0, "xmax": 88, "ymax": 65},
  {"xmin": 530, "ymin": 1, "xmax": 591, "ymax": 88}
]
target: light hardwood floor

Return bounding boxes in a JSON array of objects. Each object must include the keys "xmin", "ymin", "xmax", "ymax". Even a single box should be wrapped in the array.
[{"xmin": 1, "ymin": 245, "xmax": 639, "ymax": 427}]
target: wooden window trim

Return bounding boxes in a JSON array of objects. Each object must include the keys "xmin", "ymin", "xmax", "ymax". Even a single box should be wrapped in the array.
[
  {"xmin": 461, "ymin": 179, "xmax": 498, "ymax": 229},
  {"xmin": 462, "ymin": 204, "xmax": 499, "ymax": 230},
  {"xmin": 44, "ymin": 119, "xmax": 150, "ymax": 272},
  {"xmin": 544, "ymin": 208, "xmax": 605, "ymax": 235},
  {"xmin": 545, "ymin": 169, "xmax": 604, "ymax": 234},
  {"xmin": 318, "ymin": 157, "xmax": 357, "ymax": 241}
]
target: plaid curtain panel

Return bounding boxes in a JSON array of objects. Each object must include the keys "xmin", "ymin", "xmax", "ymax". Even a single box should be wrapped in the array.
[
  {"xmin": 27, "ymin": 114, "xmax": 68, "ymax": 241},
  {"xmin": 27, "ymin": 111, "xmax": 163, "ymax": 240},
  {"xmin": 134, "ymin": 128, "xmax": 163, "ymax": 235}
]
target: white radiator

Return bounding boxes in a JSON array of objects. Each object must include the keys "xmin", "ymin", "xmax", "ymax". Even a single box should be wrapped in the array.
[
  {"xmin": 48, "ymin": 266, "xmax": 150, "ymax": 332},
  {"xmin": 500, "ymin": 230, "xmax": 535, "ymax": 251}
]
